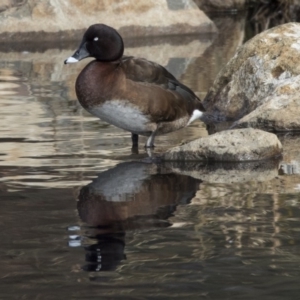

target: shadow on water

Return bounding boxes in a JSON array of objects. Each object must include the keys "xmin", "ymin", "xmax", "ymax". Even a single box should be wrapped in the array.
[
  {"xmin": 74, "ymin": 161, "xmax": 201, "ymax": 272},
  {"xmin": 72, "ymin": 158, "xmax": 281, "ymax": 274}
]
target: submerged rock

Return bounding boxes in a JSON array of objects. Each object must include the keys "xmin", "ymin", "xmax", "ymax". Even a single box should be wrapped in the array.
[
  {"xmin": 0, "ymin": 0, "xmax": 216, "ymax": 41},
  {"xmin": 203, "ymin": 22, "xmax": 300, "ymax": 131},
  {"xmin": 162, "ymin": 128, "xmax": 282, "ymax": 162}
]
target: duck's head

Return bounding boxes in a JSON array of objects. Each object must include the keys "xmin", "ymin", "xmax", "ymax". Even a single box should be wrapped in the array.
[{"xmin": 64, "ymin": 24, "xmax": 124, "ymax": 64}]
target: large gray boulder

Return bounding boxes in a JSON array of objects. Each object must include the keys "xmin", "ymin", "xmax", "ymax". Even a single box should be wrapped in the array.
[
  {"xmin": 203, "ymin": 22, "xmax": 300, "ymax": 131},
  {"xmin": 162, "ymin": 128, "xmax": 282, "ymax": 162}
]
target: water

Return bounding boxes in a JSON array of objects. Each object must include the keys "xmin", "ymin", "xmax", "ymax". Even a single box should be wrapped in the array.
[{"xmin": 1, "ymin": 16, "xmax": 300, "ymax": 299}]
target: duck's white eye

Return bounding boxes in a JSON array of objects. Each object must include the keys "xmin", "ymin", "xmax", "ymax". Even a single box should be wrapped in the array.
[{"xmin": 94, "ymin": 37, "xmax": 99, "ymax": 41}]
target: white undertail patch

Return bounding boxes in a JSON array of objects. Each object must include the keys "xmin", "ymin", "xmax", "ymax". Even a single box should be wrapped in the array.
[{"xmin": 187, "ymin": 109, "xmax": 203, "ymax": 126}]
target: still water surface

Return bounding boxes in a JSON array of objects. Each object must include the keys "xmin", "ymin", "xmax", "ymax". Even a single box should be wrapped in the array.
[{"xmin": 1, "ymin": 17, "xmax": 300, "ymax": 299}]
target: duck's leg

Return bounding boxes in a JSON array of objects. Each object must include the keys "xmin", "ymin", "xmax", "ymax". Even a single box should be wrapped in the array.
[
  {"xmin": 145, "ymin": 131, "xmax": 157, "ymax": 148},
  {"xmin": 131, "ymin": 133, "xmax": 139, "ymax": 147},
  {"xmin": 146, "ymin": 147, "xmax": 154, "ymax": 157}
]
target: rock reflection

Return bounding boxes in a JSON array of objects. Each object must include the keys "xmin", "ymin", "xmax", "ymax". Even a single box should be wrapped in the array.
[
  {"xmin": 76, "ymin": 161, "xmax": 201, "ymax": 271},
  {"xmin": 166, "ymin": 159, "xmax": 281, "ymax": 184}
]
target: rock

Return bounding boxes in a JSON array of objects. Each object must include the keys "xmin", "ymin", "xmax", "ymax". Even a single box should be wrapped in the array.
[
  {"xmin": 232, "ymin": 93, "xmax": 300, "ymax": 131},
  {"xmin": 203, "ymin": 23, "xmax": 300, "ymax": 130},
  {"xmin": 0, "ymin": 0, "xmax": 216, "ymax": 42},
  {"xmin": 0, "ymin": 0, "xmax": 23, "ymax": 13},
  {"xmin": 162, "ymin": 128, "xmax": 282, "ymax": 161},
  {"xmin": 194, "ymin": 0, "xmax": 246, "ymax": 12}
]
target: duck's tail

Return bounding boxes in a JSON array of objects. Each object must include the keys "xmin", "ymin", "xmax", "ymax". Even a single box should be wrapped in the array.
[
  {"xmin": 199, "ymin": 110, "xmax": 233, "ymax": 125},
  {"xmin": 188, "ymin": 108, "xmax": 232, "ymax": 126}
]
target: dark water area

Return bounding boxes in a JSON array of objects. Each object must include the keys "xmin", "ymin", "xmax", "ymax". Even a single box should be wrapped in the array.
[{"xmin": 1, "ymin": 15, "xmax": 300, "ymax": 299}]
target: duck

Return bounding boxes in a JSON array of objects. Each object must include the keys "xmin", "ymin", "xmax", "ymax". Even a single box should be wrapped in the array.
[{"xmin": 65, "ymin": 23, "xmax": 207, "ymax": 148}]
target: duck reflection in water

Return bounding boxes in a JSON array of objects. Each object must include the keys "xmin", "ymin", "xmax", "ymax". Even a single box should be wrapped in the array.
[{"xmin": 76, "ymin": 161, "xmax": 201, "ymax": 272}]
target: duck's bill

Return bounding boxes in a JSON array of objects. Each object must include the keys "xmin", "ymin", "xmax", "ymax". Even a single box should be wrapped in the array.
[{"xmin": 64, "ymin": 41, "xmax": 90, "ymax": 64}]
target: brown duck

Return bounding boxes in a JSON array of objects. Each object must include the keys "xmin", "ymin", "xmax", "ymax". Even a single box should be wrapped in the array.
[{"xmin": 65, "ymin": 24, "xmax": 207, "ymax": 148}]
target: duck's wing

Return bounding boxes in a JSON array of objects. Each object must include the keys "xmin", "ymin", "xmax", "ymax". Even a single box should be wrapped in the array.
[
  {"xmin": 121, "ymin": 56, "xmax": 176, "ymax": 85},
  {"xmin": 120, "ymin": 57, "xmax": 205, "ymax": 122},
  {"xmin": 121, "ymin": 56, "xmax": 196, "ymax": 95}
]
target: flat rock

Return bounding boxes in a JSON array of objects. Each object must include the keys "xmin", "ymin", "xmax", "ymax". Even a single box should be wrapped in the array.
[
  {"xmin": 233, "ymin": 93, "xmax": 300, "ymax": 131},
  {"xmin": 203, "ymin": 22, "xmax": 300, "ymax": 131},
  {"xmin": 162, "ymin": 128, "xmax": 282, "ymax": 161},
  {"xmin": 0, "ymin": 0, "xmax": 216, "ymax": 41}
]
